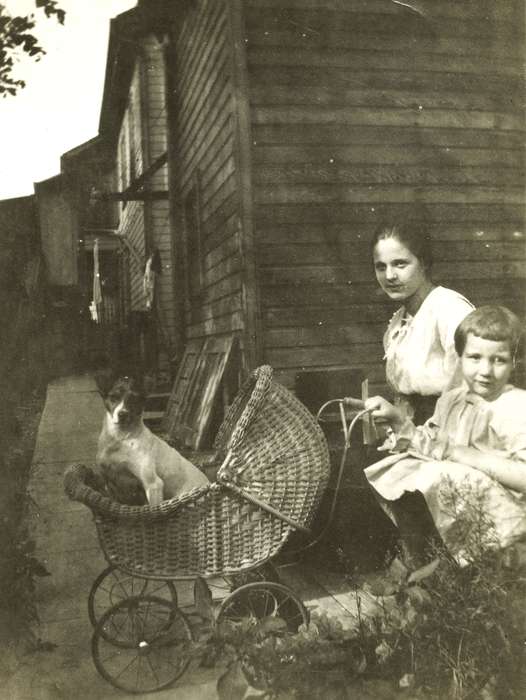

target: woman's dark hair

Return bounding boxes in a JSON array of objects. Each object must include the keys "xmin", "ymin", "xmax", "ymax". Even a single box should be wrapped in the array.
[
  {"xmin": 372, "ymin": 221, "xmax": 433, "ymax": 272},
  {"xmin": 454, "ymin": 305, "xmax": 523, "ymax": 356}
]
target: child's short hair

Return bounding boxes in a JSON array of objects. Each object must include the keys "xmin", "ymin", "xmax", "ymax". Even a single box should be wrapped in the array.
[{"xmin": 454, "ymin": 305, "xmax": 523, "ymax": 356}]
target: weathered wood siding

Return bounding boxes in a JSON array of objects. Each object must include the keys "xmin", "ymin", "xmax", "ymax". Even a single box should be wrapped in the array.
[
  {"xmin": 169, "ymin": 0, "xmax": 249, "ymax": 359},
  {"xmin": 114, "ymin": 41, "xmax": 178, "ymax": 356},
  {"xmin": 244, "ymin": 0, "xmax": 526, "ymax": 390},
  {"xmin": 117, "ymin": 63, "xmax": 146, "ymax": 312},
  {"xmin": 142, "ymin": 36, "xmax": 177, "ymax": 348}
]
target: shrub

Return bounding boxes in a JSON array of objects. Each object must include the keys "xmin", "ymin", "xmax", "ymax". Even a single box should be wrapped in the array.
[{"xmin": 191, "ymin": 478, "xmax": 526, "ymax": 699}]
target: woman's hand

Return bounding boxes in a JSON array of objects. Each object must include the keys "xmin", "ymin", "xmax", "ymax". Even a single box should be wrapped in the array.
[{"xmin": 364, "ymin": 396, "xmax": 404, "ymax": 431}]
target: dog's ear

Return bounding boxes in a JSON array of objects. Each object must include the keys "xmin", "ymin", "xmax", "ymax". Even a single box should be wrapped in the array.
[{"xmin": 94, "ymin": 369, "xmax": 117, "ymax": 398}]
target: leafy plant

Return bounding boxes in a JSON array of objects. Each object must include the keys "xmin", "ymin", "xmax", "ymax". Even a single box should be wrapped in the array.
[
  {"xmin": 189, "ymin": 476, "xmax": 526, "ymax": 699},
  {"xmin": 362, "ymin": 479, "xmax": 526, "ymax": 699},
  {"xmin": 0, "ymin": 519, "xmax": 51, "ymax": 645},
  {"xmin": 0, "ymin": 1, "xmax": 65, "ymax": 96},
  {"xmin": 191, "ymin": 577, "xmax": 373, "ymax": 700}
]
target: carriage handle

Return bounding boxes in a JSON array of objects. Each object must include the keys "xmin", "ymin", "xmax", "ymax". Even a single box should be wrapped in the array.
[
  {"xmin": 217, "ymin": 450, "xmax": 311, "ymax": 533},
  {"xmin": 283, "ymin": 398, "xmax": 375, "ymax": 557}
]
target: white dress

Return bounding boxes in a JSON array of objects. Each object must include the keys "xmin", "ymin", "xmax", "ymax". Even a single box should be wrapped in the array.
[
  {"xmin": 384, "ymin": 286, "xmax": 473, "ymax": 405},
  {"xmin": 365, "ymin": 386, "xmax": 526, "ymax": 561}
]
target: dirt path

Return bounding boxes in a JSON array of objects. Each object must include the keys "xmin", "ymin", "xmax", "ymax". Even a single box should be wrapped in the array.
[{"xmin": 2, "ymin": 374, "xmax": 218, "ymax": 700}]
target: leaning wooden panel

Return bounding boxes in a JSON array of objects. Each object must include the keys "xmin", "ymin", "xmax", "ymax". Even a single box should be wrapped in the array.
[
  {"xmin": 161, "ymin": 338, "xmax": 205, "ymax": 439},
  {"xmin": 176, "ymin": 335, "xmax": 235, "ymax": 451}
]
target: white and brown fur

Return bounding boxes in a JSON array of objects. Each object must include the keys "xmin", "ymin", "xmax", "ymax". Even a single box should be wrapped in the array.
[{"xmin": 95, "ymin": 374, "xmax": 208, "ymax": 506}]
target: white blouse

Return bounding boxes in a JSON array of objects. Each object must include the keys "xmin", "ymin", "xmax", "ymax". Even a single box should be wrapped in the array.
[{"xmin": 383, "ymin": 286, "xmax": 474, "ymax": 397}]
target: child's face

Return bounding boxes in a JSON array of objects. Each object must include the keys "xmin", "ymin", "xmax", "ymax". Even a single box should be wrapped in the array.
[{"xmin": 461, "ymin": 334, "xmax": 513, "ymax": 400}]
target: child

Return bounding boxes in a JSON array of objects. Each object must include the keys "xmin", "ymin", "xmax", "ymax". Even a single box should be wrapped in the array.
[{"xmin": 364, "ymin": 305, "xmax": 526, "ymax": 565}]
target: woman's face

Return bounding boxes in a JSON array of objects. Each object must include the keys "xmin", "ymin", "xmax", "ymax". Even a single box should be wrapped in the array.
[{"xmin": 373, "ymin": 237, "xmax": 429, "ymax": 304}]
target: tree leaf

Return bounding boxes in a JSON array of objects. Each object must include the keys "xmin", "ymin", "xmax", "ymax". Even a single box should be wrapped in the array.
[{"xmin": 407, "ymin": 558, "xmax": 440, "ymax": 584}]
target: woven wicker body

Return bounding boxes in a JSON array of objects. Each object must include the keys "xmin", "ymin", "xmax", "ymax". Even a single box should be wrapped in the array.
[{"xmin": 64, "ymin": 366, "xmax": 330, "ymax": 580}]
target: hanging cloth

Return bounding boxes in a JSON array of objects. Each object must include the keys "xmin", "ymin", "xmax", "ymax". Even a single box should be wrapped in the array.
[
  {"xmin": 91, "ymin": 238, "xmax": 102, "ymax": 323},
  {"xmin": 143, "ymin": 248, "xmax": 161, "ymax": 311}
]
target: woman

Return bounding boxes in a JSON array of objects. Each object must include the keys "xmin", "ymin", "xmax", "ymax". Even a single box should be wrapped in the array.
[{"xmin": 373, "ymin": 221, "xmax": 474, "ymax": 424}]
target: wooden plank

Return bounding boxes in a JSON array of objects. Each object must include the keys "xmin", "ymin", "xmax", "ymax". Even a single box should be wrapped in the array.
[
  {"xmin": 249, "ymin": 66, "xmax": 521, "ymax": 100},
  {"xmin": 162, "ymin": 338, "xmax": 205, "ymax": 439},
  {"xmin": 178, "ymin": 14, "xmax": 228, "ymax": 116},
  {"xmin": 267, "ymin": 344, "xmax": 384, "ymax": 369},
  {"xmin": 245, "ymin": 24, "xmax": 514, "ymax": 59},
  {"xmin": 200, "ymin": 157, "xmax": 237, "ymax": 211},
  {"xmin": 255, "ymin": 184, "xmax": 524, "ymax": 206},
  {"xmin": 248, "ymin": 47, "xmax": 519, "ymax": 78},
  {"xmin": 204, "ymin": 232, "xmax": 240, "ymax": 276},
  {"xmin": 256, "ymin": 241, "xmax": 526, "ymax": 266},
  {"xmin": 249, "ymin": 84, "xmax": 520, "ymax": 114},
  {"xmin": 186, "ymin": 312, "xmax": 244, "ymax": 339},
  {"xmin": 254, "ymin": 144, "xmax": 523, "ymax": 168},
  {"xmin": 202, "ymin": 197, "xmax": 238, "ymax": 249},
  {"xmin": 181, "ymin": 114, "xmax": 235, "ymax": 193},
  {"xmin": 245, "ymin": 5, "xmax": 523, "ymax": 40},
  {"xmin": 253, "ymin": 164, "xmax": 522, "ymax": 188},
  {"xmin": 251, "ymin": 106, "xmax": 523, "ymax": 131},
  {"xmin": 176, "ymin": 335, "xmax": 234, "ymax": 450},
  {"xmin": 176, "ymin": 0, "xmax": 225, "ymax": 98},
  {"xmin": 263, "ymin": 304, "xmax": 393, "ymax": 328},
  {"xmin": 264, "ymin": 324, "xmax": 394, "ymax": 348},
  {"xmin": 178, "ymin": 44, "xmax": 230, "ymax": 153},
  {"xmin": 307, "ymin": 567, "xmax": 383, "ymax": 621},
  {"xmin": 201, "ymin": 174, "xmax": 238, "ymax": 224},
  {"xmin": 260, "ymin": 278, "xmax": 521, "ymax": 309},
  {"xmin": 260, "ymin": 261, "xmax": 526, "ymax": 285},
  {"xmin": 188, "ymin": 293, "xmax": 243, "ymax": 326},
  {"xmin": 255, "ymin": 223, "xmax": 525, "ymax": 245},
  {"xmin": 245, "ymin": 0, "xmax": 519, "ymax": 23},
  {"xmin": 198, "ymin": 269, "xmax": 242, "ymax": 306},
  {"xmin": 277, "ymin": 563, "xmax": 362, "ymax": 629},
  {"xmin": 252, "ymin": 123, "xmax": 524, "ymax": 149},
  {"xmin": 199, "ymin": 140, "xmax": 236, "ymax": 192},
  {"xmin": 178, "ymin": 75, "xmax": 232, "ymax": 164},
  {"xmin": 202, "ymin": 254, "xmax": 242, "ymax": 291},
  {"xmin": 255, "ymin": 202, "xmax": 524, "ymax": 225}
]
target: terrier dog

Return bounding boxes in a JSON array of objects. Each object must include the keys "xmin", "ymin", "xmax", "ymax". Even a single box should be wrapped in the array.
[{"xmin": 95, "ymin": 373, "xmax": 209, "ymax": 506}]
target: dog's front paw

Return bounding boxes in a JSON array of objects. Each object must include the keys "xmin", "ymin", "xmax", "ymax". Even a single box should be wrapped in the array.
[{"xmin": 64, "ymin": 464, "xmax": 94, "ymax": 497}]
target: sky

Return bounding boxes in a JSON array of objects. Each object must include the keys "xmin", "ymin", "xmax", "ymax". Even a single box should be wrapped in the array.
[{"xmin": 0, "ymin": 0, "xmax": 137, "ymax": 200}]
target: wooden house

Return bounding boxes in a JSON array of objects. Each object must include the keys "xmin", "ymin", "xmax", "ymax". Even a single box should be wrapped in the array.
[
  {"xmin": 94, "ymin": 6, "xmax": 178, "ymax": 374},
  {"xmin": 162, "ymin": 0, "xmax": 526, "ymax": 394},
  {"xmin": 89, "ymin": 0, "xmax": 525, "ymax": 445}
]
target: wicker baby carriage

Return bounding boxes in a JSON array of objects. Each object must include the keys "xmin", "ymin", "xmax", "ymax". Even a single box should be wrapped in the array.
[{"xmin": 64, "ymin": 365, "xmax": 330, "ymax": 693}]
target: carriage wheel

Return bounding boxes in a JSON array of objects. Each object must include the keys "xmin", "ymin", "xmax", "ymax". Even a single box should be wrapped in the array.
[
  {"xmin": 88, "ymin": 565, "xmax": 177, "ymax": 629},
  {"xmin": 91, "ymin": 596, "xmax": 192, "ymax": 694},
  {"xmin": 217, "ymin": 581, "xmax": 309, "ymax": 632},
  {"xmin": 227, "ymin": 562, "xmax": 281, "ymax": 590}
]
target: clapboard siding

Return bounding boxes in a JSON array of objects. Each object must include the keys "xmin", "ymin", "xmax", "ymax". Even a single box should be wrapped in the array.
[
  {"xmin": 142, "ymin": 36, "xmax": 175, "ymax": 348},
  {"xmin": 245, "ymin": 3, "xmax": 523, "ymax": 40},
  {"xmin": 170, "ymin": 0, "xmax": 245, "ymax": 349},
  {"xmin": 120, "ymin": 200, "xmax": 146, "ymax": 311},
  {"xmin": 244, "ymin": 0, "xmax": 526, "ymax": 388}
]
